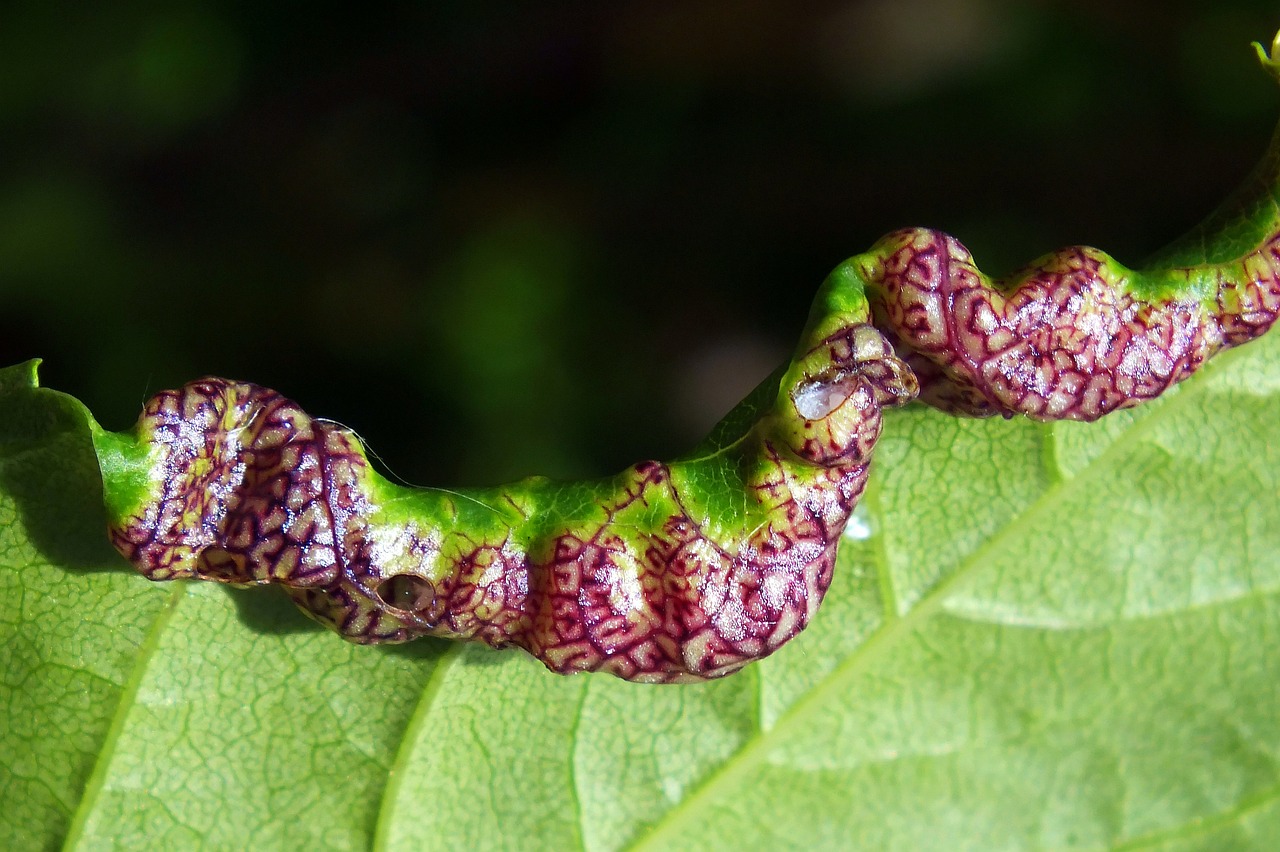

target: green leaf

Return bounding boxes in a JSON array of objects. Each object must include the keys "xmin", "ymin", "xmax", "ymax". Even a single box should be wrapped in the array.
[{"xmin": 4, "ymin": 321, "xmax": 1280, "ymax": 849}]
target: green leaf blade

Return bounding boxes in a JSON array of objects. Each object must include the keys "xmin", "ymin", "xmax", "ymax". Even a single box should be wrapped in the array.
[
  {"xmin": 5, "ymin": 319, "xmax": 1280, "ymax": 852},
  {"xmin": 622, "ymin": 333, "xmax": 1280, "ymax": 851},
  {"xmin": 374, "ymin": 648, "xmax": 588, "ymax": 851},
  {"xmin": 0, "ymin": 365, "xmax": 170, "ymax": 852},
  {"xmin": 60, "ymin": 582, "xmax": 449, "ymax": 851}
]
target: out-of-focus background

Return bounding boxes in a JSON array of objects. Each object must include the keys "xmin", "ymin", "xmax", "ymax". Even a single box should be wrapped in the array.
[{"xmin": 2, "ymin": 0, "xmax": 1277, "ymax": 486}]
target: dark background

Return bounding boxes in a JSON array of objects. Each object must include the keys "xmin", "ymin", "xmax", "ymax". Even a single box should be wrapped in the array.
[{"xmin": 2, "ymin": 0, "xmax": 1277, "ymax": 486}]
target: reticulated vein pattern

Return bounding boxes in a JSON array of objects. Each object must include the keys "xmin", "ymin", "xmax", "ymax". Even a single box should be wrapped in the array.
[
  {"xmin": 98, "ymin": 174, "xmax": 1280, "ymax": 681},
  {"xmin": 862, "ymin": 227, "xmax": 1280, "ymax": 421},
  {"xmin": 96, "ymin": 35, "xmax": 1280, "ymax": 680},
  {"xmin": 104, "ymin": 326, "xmax": 916, "ymax": 682}
]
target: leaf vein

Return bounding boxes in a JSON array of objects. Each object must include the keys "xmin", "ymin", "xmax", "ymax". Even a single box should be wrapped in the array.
[
  {"xmin": 1109, "ymin": 779, "xmax": 1280, "ymax": 850},
  {"xmin": 59, "ymin": 583, "xmax": 187, "ymax": 852},
  {"xmin": 370, "ymin": 643, "xmax": 465, "ymax": 852},
  {"xmin": 625, "ymin": 337, "xmax": 1256, "ymax": 851}
]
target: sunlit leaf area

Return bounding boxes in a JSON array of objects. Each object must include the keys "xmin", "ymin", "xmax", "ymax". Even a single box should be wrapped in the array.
[{"xmin": 3, "ymin": 2, "xmax": 1280, "ymax": 850}]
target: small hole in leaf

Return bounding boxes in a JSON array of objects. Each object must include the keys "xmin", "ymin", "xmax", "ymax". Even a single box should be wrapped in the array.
[{"xmin": 376, "ymin": 574, "xmax": 435, "ymax": 612}]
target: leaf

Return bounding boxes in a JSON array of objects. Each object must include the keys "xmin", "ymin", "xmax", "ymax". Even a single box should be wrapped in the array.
[
  {"xmin": 0, "ymin": 364, "xmax": 447, "ymax": 850},
  {"xmin": 4, "ymin": 319, "xmax": 1280, "ymax": 849}
]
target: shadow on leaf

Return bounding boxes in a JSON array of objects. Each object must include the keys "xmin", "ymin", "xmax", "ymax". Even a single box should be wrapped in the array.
[
  {"xmin": 220, "ymin": 584, "xmax": 458, "ymax": 670},
  {"xmin": 220, "ymin": 583, "xmax": 327, "ymax": 635},
  {"xmin": 0, "ymin": 376, "xmax": 125, "ymax": 574},
  {"xmin": 377, "ymin": 634, "xmax": 455, "ymax": 662}
]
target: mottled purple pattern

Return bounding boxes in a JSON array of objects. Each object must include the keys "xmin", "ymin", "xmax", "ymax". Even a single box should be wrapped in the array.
[
  {"xmin": 104, "ymin": 213, "xmax": 1280, "ymax": 679},
  {"xmin": 524, "ymin": 460, "xmax": 841, "ymax": 681},
  {"xmin": 867, "ymin": 228, "xmax": 1280, "ymax": 420},
  {"xmin": 108, "ymin": 324, "xmax": 916, "ymax": 681},
  {"xmin": 110, "ymin": 380, "xmax": 372, "ymax": 587}
]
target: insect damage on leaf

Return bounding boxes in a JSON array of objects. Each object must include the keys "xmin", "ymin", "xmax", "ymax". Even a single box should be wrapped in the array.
[
  {"xmin": 64, "ymin": 31, "xmax": 1280, "ymax": 681},
  {"xmin": 859, "ymin": 226, "xmax": 1280, "ymax": 421},
  {"xmin": 97, "ymin": 322, "xmax": 915, "ymax": 682}
]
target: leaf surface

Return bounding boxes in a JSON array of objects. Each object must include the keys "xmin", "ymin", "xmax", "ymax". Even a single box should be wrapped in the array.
[{"xmin": 2, "ymin": 332, "xmax": 1279, "ymax": 850}]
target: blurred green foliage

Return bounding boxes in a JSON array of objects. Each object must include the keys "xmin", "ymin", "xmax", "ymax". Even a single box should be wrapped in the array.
[{"xmin": 2, "ymin": 0, "xmax": 1277, "ymax": 485}]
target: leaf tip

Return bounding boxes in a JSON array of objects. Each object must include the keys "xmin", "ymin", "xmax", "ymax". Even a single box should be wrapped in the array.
[
  {"xmin": 1252, "ymin": 32, "xmax": 1280, "ymax": 82},
  {"xmin": 0, "ymin": 358, "xmax": 43, "ymax": 394}
]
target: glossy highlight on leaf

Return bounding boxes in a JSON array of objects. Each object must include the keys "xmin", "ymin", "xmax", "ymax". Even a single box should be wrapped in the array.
[{"xmin": 67, "ymin": 31, "xmax": 1280, "ymax": 684}]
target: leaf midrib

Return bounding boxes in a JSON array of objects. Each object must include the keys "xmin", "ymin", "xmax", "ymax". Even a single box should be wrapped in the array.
[
  {"xmin": 60, "ymin": 583, "xmax": 187, "ymax": 851},
  {"xmin": 369, "ymin": 643, "xmax": 465, "ymax": 852},
  {"xmin": 625, "ymin": 342, "xmax": 1257, "ymax": 852}
]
